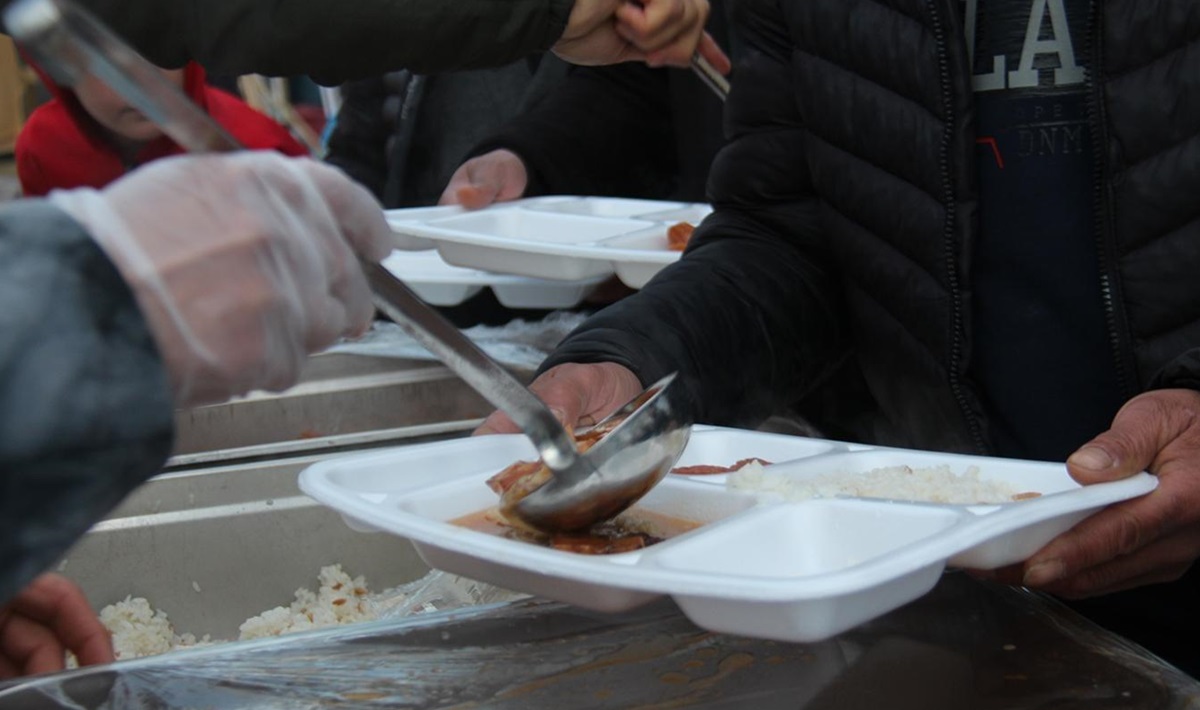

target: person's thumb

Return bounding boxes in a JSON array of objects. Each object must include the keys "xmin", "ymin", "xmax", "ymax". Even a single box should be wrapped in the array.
[{"xmin": 1066, "ymin": 391, "xmax": 1187, "ymax": 484}]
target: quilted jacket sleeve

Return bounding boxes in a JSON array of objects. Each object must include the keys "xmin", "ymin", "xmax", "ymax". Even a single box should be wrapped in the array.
[
  {"xmin": 1, "ymin": 0, "xmax": 573, "ymax": 85},
  {"xmin": 0, "ymin": 201, "xmax": 175, "ymax": 604},
  {"xmin": 1150, "ymin": 350, "xmax": 1200, "ymax": 392},
  {"xmin": 539, "ymin": 3, "xmax": 850, "ymax": 427}
]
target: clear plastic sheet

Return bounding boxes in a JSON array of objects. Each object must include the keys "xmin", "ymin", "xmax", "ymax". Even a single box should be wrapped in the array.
[
  {"xmin": 3, "ymin": 573, "xmax": 1199, "ymax": 709},
  {"xmin": 327, "ymin": 312, "xmax": 589, "ymax": 372},
  {"xmin": 374, "ymin": 571, "xmax": 529, "ymax": 620}
]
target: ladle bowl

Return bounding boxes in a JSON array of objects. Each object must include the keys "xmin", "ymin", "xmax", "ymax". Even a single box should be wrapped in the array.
[{"xmin": 510, "ymin": 372, "xmax": 692, "ymax": 531}]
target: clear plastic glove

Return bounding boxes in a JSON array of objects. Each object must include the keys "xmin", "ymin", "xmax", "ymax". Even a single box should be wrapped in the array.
[
  {"xmin": 48, "ymin": 153, "xmax": 392, "ymax": 407},
  {"xmin": 555, "ymin": 0, "xmax": 730, "ymax": 72},
  {"xmin": 438, "ymin": 149, "xmax": 530, "ymax": 209}
]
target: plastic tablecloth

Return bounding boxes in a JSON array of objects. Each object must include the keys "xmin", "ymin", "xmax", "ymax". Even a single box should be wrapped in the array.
[{"xmin": 2, "ymin": 573, "xmax": 1198, "ymax": 709}]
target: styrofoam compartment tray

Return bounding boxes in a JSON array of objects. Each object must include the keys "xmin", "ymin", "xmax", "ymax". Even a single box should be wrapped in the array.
[
  {"xmin": 299, "ymin": 425, "xmax": 1156, "ymax": 643},
  {"xmin": 392, "ymin": 196, "xmax": 713, "ymax": 289},
  {"xmin": 381, "ymin": 249, "xmax": 606, "ymax": 309}
]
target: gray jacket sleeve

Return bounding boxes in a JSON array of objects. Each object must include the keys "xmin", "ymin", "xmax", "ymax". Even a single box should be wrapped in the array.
[
  {"xmin": 0, "ymin": 201, "xmax": 174, "ymax": 603},
  {"xmin": 1, "ymin": 0, "xmax": 574, "ymax": 84}
]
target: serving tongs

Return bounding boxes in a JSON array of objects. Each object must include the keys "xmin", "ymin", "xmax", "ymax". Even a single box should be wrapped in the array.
[
  {"xmin": 690, "ymin": 53, "xmax": 730, "ymax": 101},
  {"xmin": 5, "ymin": 0, "xmax": 692, "ymax": 532}
]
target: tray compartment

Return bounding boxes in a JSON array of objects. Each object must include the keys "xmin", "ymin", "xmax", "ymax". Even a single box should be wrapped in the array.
[
  {"xmin": 647, "ymin": 501, "xmax": 961, "ymax": 641},
  {"xmin": 634, "ymin": 204, "xmax": 714, "ymax": 223},
  {"xmin": 491, "ymin": 278, "xmax": 603, "ymax": 309},
  {"xmin": 727, "ymin": 449, "xmax": 1068, "ymax": 506},
  {"xmin": 669, "ymin": 428, "xmax": 839, "ymax": 483},
  {"xmin": 384, "ymin": 205, "xmax": 463, "ymax": 250},
  {"xmin": 382, "ymin": 249, "xmax": 603, "ymax": 308},
  {"xmin": 526, "ymin": 196, "xmax": 688, "ymax": 219},
  {"xmin": 646, "ymin": 501, "xmax": 962, "ymax": 579},
  {"xmin": 423, "ymin": 210, "xmax": 649, "ymax": 245},
  {"xmin": 390, "ymin": 477, "xmax": 757, "ymax": 613},
  {"xmin": 672, "ymin": 561, "xmax": 946, "ymax": 643}
]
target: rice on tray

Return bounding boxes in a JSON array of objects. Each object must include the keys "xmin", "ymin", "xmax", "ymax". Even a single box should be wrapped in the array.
[{"xmin": 727, "ymin": 461, "xmax": 1038, "ymax": 504}]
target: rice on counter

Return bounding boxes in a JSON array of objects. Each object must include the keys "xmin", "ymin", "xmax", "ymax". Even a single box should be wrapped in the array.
[
  {"xmin": 100, "ymin": 597, "xmax": 214, "ymax": 660},
  {"xmin": 727, "ymin": 461, "xmax": 1039, "ymax": 504},
  {"xmin": 99, "ymin": 564, "xmax": 386, "ymax": 661},
  {"xmin": 238, "ymin": 564, "xmax": 377, "ymax": 640},
  {"xmin": 90, "ymin": 565, "xmax": 526, "ymax": 663}
]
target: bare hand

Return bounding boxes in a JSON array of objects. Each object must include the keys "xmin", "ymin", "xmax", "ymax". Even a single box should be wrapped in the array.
[
  {"xmin": 439, "ymin": 150, "xmax": 530, "ymax": 209},
  {"xmin": 554, "ymin": 0, "xmax": 728, "ymax": 70},
  {"xmin": 979, "ymin": 389, "xmax": 1200, "ymax": 598},
  {"xmin": 0, "ymin": 574, "xmax": 113, "ymax": 678},
  {"xmin": 474, "ymin": 362, "xmax": 644, "ymax": 436}
]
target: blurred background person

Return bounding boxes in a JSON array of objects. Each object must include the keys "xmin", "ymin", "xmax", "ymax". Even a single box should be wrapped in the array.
[
  {"xmin": 440, "ymin": 0, "xmax": 734, "ymax": 209},
  {"xmin": 16, "ymin": 60, "xmax": 308, "ymax": 196},
  {"xmin": 326, "ymin": 58, "xmax": 568, "ymax": 209}
]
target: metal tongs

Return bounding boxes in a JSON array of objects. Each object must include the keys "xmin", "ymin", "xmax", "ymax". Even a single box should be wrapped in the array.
[
  {"xmin": 5, "ymin": 0, "xmax": 692, "ymax": 532},
  {"xmin": 691, "ymin": 53, "xmax": 730, "ymax": 101}
]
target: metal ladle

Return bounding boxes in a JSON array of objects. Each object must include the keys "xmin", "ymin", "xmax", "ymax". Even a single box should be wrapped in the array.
[{"xmin": 5, "ymin": 0, "xmax": 693, "ymax": 531}]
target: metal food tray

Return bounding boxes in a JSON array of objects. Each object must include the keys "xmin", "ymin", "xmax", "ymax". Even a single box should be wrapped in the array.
[{"xmin": 169, "ymin": 352, "xmax": 500, "ymax": 467}]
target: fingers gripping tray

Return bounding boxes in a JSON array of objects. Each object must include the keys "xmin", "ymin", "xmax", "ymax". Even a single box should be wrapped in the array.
[{"xmin": 299, "ymin": 426, "xmax": 1156, "ymax": 643}]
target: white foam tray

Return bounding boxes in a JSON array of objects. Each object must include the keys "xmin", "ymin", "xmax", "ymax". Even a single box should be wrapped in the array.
[
  {"xmin": 390, "ymin": 196, "xmax": 712, "ymax": 289},
  {"xmin": 380, "ymin": 249, "xmax": 606, "ymax": 309},
  {"xmin": 299, "ymin": 425, "xmax": 1156, "ymax": 643}
]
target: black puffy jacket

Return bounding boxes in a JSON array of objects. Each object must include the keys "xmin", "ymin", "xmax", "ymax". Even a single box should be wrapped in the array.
[{"xmin": 545, "ymin": 0, "xmax": 1200, "ymax": 455}]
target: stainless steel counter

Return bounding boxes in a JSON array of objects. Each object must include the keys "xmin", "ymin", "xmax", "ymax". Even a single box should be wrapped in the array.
[
  {"xmin": 168, "ymin": 353, "xmax": 507, "ymax": 468},
  {"xmin": 60, "ymin": 352, "xmax": 496, "ymax": 637},
  {"xmin": 3, "ymin": 574, "xmax": 1198, "ymax": 708},
  {"xmin": 11, "ymin": 352, "xmax": 1198, "ymax": 707}
]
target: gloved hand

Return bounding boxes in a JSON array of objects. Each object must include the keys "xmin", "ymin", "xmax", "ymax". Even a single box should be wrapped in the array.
[
  {"xmin": 439, "ymin": 149, "xmax": 530, "ymax": 209},
  {"xmin": 48, "ymin": 153, "xmax": 392, "ymax": 407}
]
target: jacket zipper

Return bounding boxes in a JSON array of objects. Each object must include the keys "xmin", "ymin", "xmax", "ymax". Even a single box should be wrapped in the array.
[
  {"xmin": 1085, "ymin": 0, "xmax": 1136, "ymax": 398},
  {"xmin": 928, "ymin": 0, "xmax": 988, "ymax": 454}
]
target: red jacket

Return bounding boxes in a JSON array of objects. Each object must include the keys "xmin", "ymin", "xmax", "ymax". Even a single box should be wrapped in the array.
[{"xmin": 16, "ymin": 62, "xmax": 309, "ymax": 197}]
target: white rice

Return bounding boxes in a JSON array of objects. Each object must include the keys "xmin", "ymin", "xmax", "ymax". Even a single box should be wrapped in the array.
[
  {"xmin": 89, "ymin": 566, "xmax": 524, "ymax": 663},
  {"xmin": 727, "ymin": 461, "xmax": 1034, "ymax": 504},
  {"xmin": 237, "ymin": 564, "xmax": 378, "ymax": 640},
  {"xmin": 99, "ymin": 597, "xmax": 214, "ymax": 660},
  {"xmin": 98, "ymin": 564, "xmax": 383, "ymax": 661}
]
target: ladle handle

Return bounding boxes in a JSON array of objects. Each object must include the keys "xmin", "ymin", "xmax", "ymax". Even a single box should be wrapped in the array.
[{"xmin": 363, "ymin": 262, "xmax": 583, "ymax": 471}]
